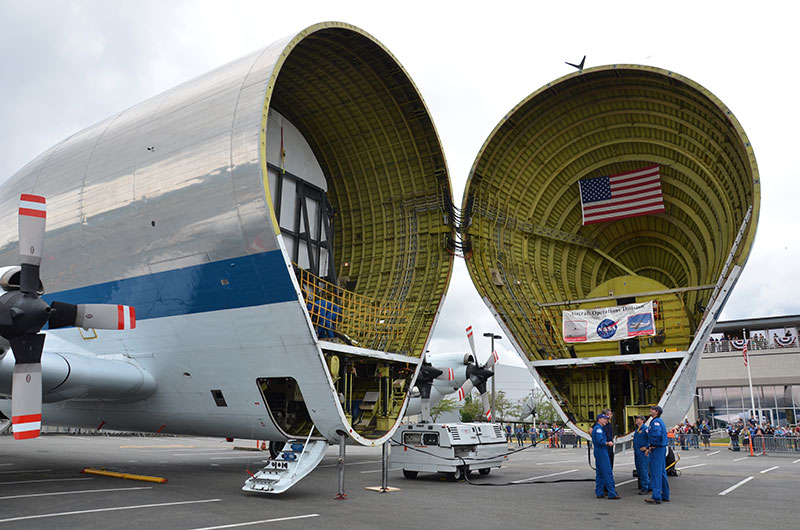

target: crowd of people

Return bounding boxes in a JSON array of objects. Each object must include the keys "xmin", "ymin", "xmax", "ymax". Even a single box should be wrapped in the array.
[
  {"xmin": 504, "ymin": 422, "xmax": 582, "ymax": 448},
  {"xmin": 724, "ymin": 418, "xmax": 800, "ymax": 451},
  {"xmin": 664, "ymin": 419, "xmax": 713, "ymax": 450},
  {"xmin": 705, "ymin": 330, "xmax": 796, "ymax": 352},
  {"xmin": 658, "ymin": 417, "xmax": 800, "ymax": 451}
]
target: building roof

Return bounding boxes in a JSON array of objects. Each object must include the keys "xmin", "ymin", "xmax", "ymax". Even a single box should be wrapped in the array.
[{"xmin": 714, "ymin": 314, "xmax": 800, "ymax": 333}]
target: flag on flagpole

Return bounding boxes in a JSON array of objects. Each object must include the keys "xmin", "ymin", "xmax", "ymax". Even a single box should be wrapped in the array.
[
  {"xmin": 579, "ymin": 164, "xmax": 665, "ymax": 224},
  {"xmin": 742, "ymin": 339, "xmax": 749, "ymax": 367}
]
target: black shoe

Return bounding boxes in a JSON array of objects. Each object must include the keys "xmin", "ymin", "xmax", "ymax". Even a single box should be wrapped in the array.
[
  {"xmin": 662, "ymin": 499, "xmax": 670, "ymax": 502},
  {"xmin": 638, "ymin": 490, "xmax": 649, "ymax": 495},
  {"xmin": 597, "ymin": 495, "xmax": 605, "ymax": 499},
  {"xmin": 608, "ymin": 495, "xmax": 621, "ymax": 500},
  {"xmin": 644, "ymin": 498, "xmax": 661, "ymax": 504}
]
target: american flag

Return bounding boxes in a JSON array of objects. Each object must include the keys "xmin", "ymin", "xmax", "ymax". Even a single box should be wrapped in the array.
[
  {"xmin": 742, "ymin": 339, "xmax": 749, "ymax": 367},
  {"xmin": 579, "ymin": 164, "xmax": 665, "ymax": 224}
]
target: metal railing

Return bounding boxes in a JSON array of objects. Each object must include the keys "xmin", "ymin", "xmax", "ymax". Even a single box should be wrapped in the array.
[
  {"xmin": 296, "ymin": 267, "xmax": 408, "ymax": 351},
  {"xmin": 704, "ymin": 337, "xmax": 797, "ymax": 353}
]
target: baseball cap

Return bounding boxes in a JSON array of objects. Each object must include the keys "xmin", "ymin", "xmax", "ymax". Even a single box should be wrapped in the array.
[{"xmin": 596, "ymin": 413, "xmax": 608, "ymax": 421}]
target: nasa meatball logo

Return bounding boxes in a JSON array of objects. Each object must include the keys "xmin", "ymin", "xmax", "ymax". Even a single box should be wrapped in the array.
[{"xmin": 597, "ymin": 318, "xmax": 617, "ymax": 339}]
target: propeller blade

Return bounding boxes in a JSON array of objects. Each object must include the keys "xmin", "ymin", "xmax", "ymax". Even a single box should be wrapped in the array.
[
  {"xmin": 11, "ymin": 363, "xmax": 42, "ymax": 440},
  {"xmin": 456, "ymin": 378, "xmax": 474, "ymax": 401},
  {"xmin": 47, "ymin": 301, "xmax": 78, "ymax": 330},
  {"xmin": 484, "ymin": 349, "xmax": 500, "ymax": 370},
  {"xmin": 480, "ymin": 392, "xmax": 492, "ymax": 421},
  {"xmin": 465, "ymin": 325, "xmax": 476, "ymax": 356},
  {"xmin": 435, "ymin": 367, "xmax": 455, "ymax": 381},
  {"xmin": 9, "ymin": 333, "xmax": 46, "ymax": 441},
  {"xmin": 18, "ymin": 194, "xmax": 46, "ymax": 294},
  {"xmin": 18, "ymin": 194, "xmax": 46, "ymax": 267},
  {"xmin": 73, "ymin": 304, "xmax": 136, "ymax": 330}
]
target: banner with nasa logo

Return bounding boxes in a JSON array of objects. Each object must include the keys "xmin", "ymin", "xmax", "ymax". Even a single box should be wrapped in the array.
[{"xmin": 562, "ymin": 301, "xmax": 656, "ymax": 343}]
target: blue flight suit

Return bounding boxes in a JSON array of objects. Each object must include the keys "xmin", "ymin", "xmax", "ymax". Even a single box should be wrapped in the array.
[
  {"xmin": 633, "ymin": 423, "xmax": 650, "ymax": 492},
  {"xmin": 648, "ymin": 416, "xmax": 670, "ymax": 502},
  {"xmin": 592, "ymin": 423, "xmax": 617, "ymax": 498}
]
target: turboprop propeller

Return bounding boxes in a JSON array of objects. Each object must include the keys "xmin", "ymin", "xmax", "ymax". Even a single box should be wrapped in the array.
[
  {"xmin": 0, "ymin": 195, "xmax": 136, "ymax": 440},
  {"xmin": 416, "ymin": 360, "xmax": 456, "ymax": 422},
  {"xmin": 456, "ymin": 325, "xmax": 499, "ymax": 421}
]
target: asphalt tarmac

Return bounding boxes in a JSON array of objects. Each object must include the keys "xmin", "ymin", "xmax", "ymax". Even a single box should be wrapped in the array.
[{"xmin": 0, "ymin": 434, "xmax": 797, "ymax": 529}]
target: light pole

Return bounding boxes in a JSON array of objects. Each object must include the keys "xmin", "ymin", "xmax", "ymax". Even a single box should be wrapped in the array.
[{"xmin": 483, "ymin": 332, "xmax": 502, "ymax": 421}]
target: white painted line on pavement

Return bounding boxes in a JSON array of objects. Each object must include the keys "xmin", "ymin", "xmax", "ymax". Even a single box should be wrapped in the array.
[
  {"xmin": 0, "ymin": 498, "xmax": 221, "ymax": 524},
  {"xmin": 707, "ymin": 450, "xmax": 720, "ymax": 456},
  {"xmin": 173, "ymin": 451, "xmax": 241, "ymax": 456},
  {"xmin": 793, "ymin": 458, "xmax": 800, "ymax": 464},
  {"xmin": 0, "ymin": 486, "xmax": 152, "ymax": 500},
  {"xmin": 719, "ymin": 476, "xmax": 754, "ymax": 496},
  {"xmin": 678, "ymin": 463, "xmax": 707, "ymax": 470},
  {"xmin": 734, "ymin": 457, "xmax": 749, "ymax": 462},
  {"xmin": 511, "ymin": 469, "xmax": 578, "ymax": 484},
  {"xmin": 678, "ymin": 455, "xmax": 699, "ymax": 460},
  {"xmin": 760, "ymin": 466, "xmax": 779, "ymax": 474},
  {"xmin": 0, "ymin": 464, "xmax": 13, "ymax": 467},
  {"xmin": 535, "ymin": 459, "xmax": 580, "ymax": 465},
  {"xmin": 616, "ymin": 478, "xmax": 638, "ymax": 486},
  {"xmin": 0, "ymin": 477, "xmax": 94, "ymax": 486},
  {"xmin": 0, "ymin": 469, "xmax": 51, "ymax": 474},
  {"xmin": 189, "ymin": 514, "xmax": 320, "ymax": 529}
]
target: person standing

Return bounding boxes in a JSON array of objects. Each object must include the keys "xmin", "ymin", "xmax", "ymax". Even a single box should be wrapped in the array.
[
  {"xmin": 592, "ymin": 414, "xmax": 620, "ymax": 500},
  {"xmin": 633, "ymin": 415, "xmax": 651, "ymax": 495},
  {"xmin": 644, "ymin": 405, "xmax": 670, "ymax": 504},
  {"xmin": 700, "ymin": 420, "xmax": 711, "ymax": 450},
  {"xmin": 601, "ymin": 408, "xmax": 615, "ymax": 467}
]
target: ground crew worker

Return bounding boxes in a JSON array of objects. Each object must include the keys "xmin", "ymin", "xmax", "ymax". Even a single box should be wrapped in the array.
[
  {"xmin": 633, "ymin": 415, "xmax": 651, "ymax": 495},
  {"xmin": 592, "ymin": 414, "xmax": 620, "ymax": 500},
  {"xmin": 644, "ymin": 405, "xmax": 670, "ymax": 504}
]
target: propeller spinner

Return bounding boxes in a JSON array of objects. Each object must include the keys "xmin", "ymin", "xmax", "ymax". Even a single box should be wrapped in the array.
[{"xmin": 0, "ymin": 195, "xmax": 136, "ymax": 440}]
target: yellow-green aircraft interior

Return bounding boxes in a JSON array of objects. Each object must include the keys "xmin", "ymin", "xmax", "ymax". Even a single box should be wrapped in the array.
[{"xmin": 461, "ymin": 65, "xmax": 759, "ymax": 435}]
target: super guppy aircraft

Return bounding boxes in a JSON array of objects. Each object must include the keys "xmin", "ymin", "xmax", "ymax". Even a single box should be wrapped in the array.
[
  {"xmin": 0, "ymin": 20, "xmax": 758, "ymax": 463},
  {"xmin": 461, "ymin": 65, "xmax": 759, "ymax": 441},
  {"xmin": 0, "ymin": 22, "xmax": 455, "ymax": 447}
]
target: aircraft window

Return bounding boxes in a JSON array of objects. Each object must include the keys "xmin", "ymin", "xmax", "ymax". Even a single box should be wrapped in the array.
[
  {"xmin": 211, "ymin": 389, "xmax": 227, "ymax": 407},
  {"xmin": 269, "ymin": 162, "xmax": 335, "ymax": 282}
]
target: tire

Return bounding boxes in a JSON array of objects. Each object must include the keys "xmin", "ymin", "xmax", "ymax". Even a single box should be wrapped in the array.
[
  {"xmin": 479, "ymin": 468, "xmax": 491, "ymax": 475},
  {"xmin": 402, "ymin": 469, "xmax": 418, "ymax": 479},
  {"xmin": 268, "ymin": 441, "xmax": 282, "ymax": 460}
]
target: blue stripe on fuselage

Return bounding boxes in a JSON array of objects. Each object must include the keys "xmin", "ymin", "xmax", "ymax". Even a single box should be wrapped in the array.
[{"xmin": 42, "ymin": 250, "xmax": 297, "ymax": 320}]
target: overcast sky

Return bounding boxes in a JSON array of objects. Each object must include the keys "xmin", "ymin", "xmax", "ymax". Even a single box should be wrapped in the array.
[{"xmin": 1, "ymin": 1, "xmax": 797, "ymax": 375}]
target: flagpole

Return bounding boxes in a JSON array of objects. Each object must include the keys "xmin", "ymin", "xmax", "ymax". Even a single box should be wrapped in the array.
[{"xmin": 743, "ymin": 328, "xmax": 757, "ymax": 422}]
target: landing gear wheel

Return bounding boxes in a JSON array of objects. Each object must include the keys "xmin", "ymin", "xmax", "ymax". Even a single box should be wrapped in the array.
[
  {"xmin": 479, "ymin": 468, "xmax": 491, "ymax": 475},
  {"xmin": 402, "ymin": 469, "xmax": 418, "ymax": 479},
  {"xmin": 268, "ymin": 441, "xmax": 282, "ymax": 459}
]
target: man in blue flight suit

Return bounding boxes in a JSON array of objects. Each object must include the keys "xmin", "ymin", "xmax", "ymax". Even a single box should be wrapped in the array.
[
  {"xmin": 592, "ymin": 414, "xmax": 621, "ymax": 500},
  {"xmin": 644, "ymin": 405, "xmax": 670, "ymax": 504},
  {"xmin": 633, "ymin": 415, "xmax": 651, "ymax": 495}
]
